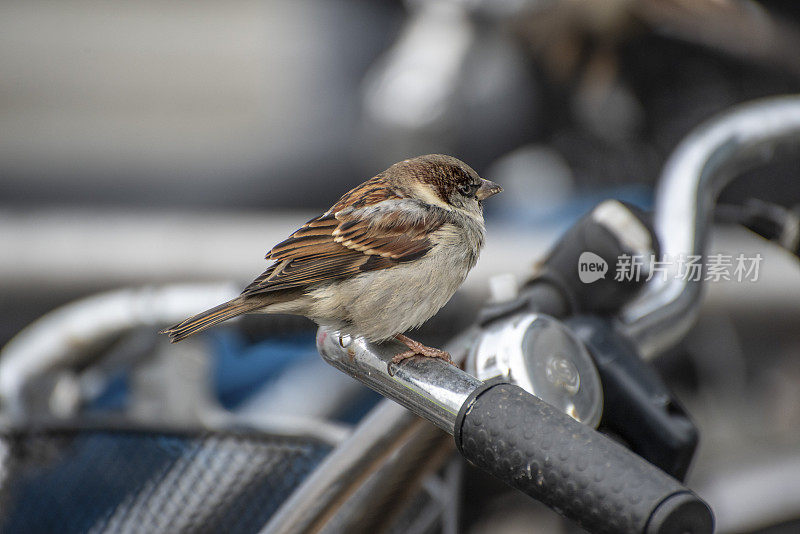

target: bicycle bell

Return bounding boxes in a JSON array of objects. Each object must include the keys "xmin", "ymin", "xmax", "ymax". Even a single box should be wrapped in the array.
[{"xmin": 466, "ymin": 313, "xmax": 603, "ymax": 428}]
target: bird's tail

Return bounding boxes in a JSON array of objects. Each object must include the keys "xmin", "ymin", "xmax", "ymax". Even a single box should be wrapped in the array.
[{"xmin": 161, "ymin": 297, "xmax": 260, "ymax": 343}]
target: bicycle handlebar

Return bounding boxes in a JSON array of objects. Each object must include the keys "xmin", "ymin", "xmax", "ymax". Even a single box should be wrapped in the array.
[
  {"xmin": 316, "ymin": 328, "xmax": 714, "ymax": 533},
  {"xmin": 620, "ymin": 96, "xmax": 800, "ymax": 358},
  {"xmin": 456, "ymin": 382, "xmax": 712, "ymax": 534}
]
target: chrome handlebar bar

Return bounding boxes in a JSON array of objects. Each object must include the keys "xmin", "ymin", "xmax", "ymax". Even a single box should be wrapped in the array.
[{"xmin": 620, "ymin": 96, "xmax": 800, "ymax": 358}]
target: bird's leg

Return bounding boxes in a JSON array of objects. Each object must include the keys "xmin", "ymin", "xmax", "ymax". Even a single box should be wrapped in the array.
[{"xmin": 391, "ymin": 333, "xmax": 454, "ymax": 366}]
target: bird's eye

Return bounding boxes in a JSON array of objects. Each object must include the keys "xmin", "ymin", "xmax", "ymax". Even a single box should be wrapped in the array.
[{"xmin": 459, "ymin": 183, "xmax": 479, "ymax": 197}]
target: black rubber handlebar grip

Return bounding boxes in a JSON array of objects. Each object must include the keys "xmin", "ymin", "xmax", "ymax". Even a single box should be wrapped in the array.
[{"xmin": 454, "ymin": 383, "xmax": 714, "ymax": 534}]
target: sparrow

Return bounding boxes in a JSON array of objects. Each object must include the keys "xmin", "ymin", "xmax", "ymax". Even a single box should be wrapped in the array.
[{"xmin": 162, "ymin": 154, "xmax": 502, "ymax": 367}]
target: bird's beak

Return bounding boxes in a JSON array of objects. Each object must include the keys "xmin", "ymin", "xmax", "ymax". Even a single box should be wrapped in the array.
[{"xmin": 475, "ymin": 179, "xmax": 503, "ymax": 200}]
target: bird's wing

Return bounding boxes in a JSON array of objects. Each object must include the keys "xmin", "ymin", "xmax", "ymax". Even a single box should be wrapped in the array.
[{"xmin": 241, "ymin": 188, "xmax": 447, "ymax": 295}]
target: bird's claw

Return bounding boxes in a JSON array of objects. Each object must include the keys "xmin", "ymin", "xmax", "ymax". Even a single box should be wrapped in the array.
[{"xmin": 387, "ymin": 347, "xmax": 454, "ymax": 375}]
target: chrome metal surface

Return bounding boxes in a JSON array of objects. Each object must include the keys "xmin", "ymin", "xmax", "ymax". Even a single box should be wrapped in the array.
[
  {"xmin": 314, "ymin": 412, "xmax": 451, "ymax": 534},
  {"xmin": 316, "ymin": 328, "xmax": 482, "ymax": 435},
  {"xmin": 266, "ymin": 327, "xmax": 480, "ymax": 534},
  {"xmin": 261, "ymin": 398, "xmax": 422, "ymax": 534},
  {"xmin": 620, "ymin": 96, "xmax": 800, "ymax": 358},
  {"xmin": 0, "ymin": 283, "xmax": 238, "ymax": 419},
  {"xmin": 466, "ymin": 313, "xmax": 603, "ymax": 427}
]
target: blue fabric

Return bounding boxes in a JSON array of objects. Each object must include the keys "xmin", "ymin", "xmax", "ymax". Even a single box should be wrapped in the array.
[{"xmin": 209, "ymin": 330, "xmax": 320, "ymax": 410}]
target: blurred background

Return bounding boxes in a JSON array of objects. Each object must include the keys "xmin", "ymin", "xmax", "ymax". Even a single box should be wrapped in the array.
[{"xmin": 2, "ymin": 0, "xmax": 800, "ymax": 533}]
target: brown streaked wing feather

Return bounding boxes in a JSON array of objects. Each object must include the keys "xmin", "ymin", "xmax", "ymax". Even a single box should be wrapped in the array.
[
  {"xmin": 331, "ymin": 216, "xmax": 435, "ymax": 259},
  {"xmin": 242, "ymin": 184, "xmax": 447, "ymax": 295},
  {"xmin": 266, "ymin": 214, "xmax": 339, "ymax": 261}
]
